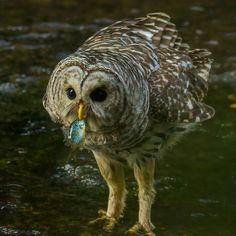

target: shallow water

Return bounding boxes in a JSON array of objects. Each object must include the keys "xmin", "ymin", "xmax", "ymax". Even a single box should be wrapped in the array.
[{"xmin": 0, "ymin": 0, "xmax": 236, "ymax": 235}]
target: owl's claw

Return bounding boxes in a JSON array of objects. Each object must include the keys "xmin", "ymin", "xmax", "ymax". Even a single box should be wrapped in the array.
[
  {"xmin": 103, "ymin": 217, "xmax": 118, "ymax": 232},
  {"xmin": 98, "ymin": 209, "xmax": 107, "ymax": 217},
  {"xmin": 126, "ymin": 223, "xmax": 156, "ymax": 236},
  {"xmin": 88, "ymin": 209, "xmax": 118, "ymax": 232}
]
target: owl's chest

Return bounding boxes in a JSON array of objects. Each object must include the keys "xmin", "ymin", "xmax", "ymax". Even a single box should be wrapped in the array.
[{"xmin": 113, "ymin": 122, "xmax": 193, "ymax": 167}]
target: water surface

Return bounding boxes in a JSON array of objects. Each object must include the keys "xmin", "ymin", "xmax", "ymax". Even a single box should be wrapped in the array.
[{"xmin": 0, "ymin": 0, "xmax": 236, "ymax": 235}]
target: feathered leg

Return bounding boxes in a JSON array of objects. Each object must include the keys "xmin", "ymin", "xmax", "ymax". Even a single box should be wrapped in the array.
[
  {"xmin": 90, "ymin": 151, "xmax": 127, "ymax": 231},
  {"xmin": 128, "ymin": 157, "xmax": 156, "ymax": 235}
]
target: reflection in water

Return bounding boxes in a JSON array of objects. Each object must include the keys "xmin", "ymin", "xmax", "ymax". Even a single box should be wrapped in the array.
[{"xmin": 0, "ymin": 0, "xmax": 236, "ymax": 235}]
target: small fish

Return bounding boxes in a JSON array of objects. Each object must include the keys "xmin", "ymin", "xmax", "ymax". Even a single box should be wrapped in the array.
[{"xmin": 68, "ymin": 120, "xmax": 86, "ymax": 143}]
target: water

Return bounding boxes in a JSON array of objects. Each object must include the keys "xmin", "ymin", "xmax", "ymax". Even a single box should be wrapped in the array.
[{"xmin": 0, "ymin": 0, "xmax": 236, "ymax": 235}]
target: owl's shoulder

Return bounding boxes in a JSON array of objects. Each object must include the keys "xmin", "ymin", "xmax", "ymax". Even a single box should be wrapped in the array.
[
  {"xmin": 147, "ymin": 48, "xmax": 214, "ymax": 123},
  {"xmin": 82, "ymin": 12, "xmax": 190, "ymax": 52},
  {"xmin": 80, "ymin": 13, "xmax": 215, "ymax": 124}
]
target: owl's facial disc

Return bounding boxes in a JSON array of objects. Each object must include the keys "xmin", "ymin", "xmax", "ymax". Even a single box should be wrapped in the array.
[
  {"xmin": 44, "ymin": 63, "xmax": 125, "ymax": 136},
  {"xmin": 81, "ymin": 70, "xmax": 125, "ymax": 131},
  {"xmin": 43, "ymin": 65, "xmax": 85, "ymax": 126}
]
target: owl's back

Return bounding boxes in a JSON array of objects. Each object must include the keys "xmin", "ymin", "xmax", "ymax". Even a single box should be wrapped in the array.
[{"xmin": 80, "ymin": 12, "xmax": 215, "ymax": 124}]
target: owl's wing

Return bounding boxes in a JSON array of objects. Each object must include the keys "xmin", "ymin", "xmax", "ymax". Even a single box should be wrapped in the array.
[
  {"xmin": 82, "ymin": 12, "xmax": 188, "ymax": 50},
  {"xmin": 81, "ymin": 12, "xmax": 214, "ymax": 123},
  {"xmin": 148, "ymin": 48, "xmax": 215, "ymax": 123}
]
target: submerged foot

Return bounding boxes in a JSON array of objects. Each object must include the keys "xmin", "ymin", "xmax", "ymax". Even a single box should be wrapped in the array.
[
  {"xmin": 88, "ymin": 209, "xmax": 118, "ymax": 232},
  {"xmin": 126, "ymin": 222, "xmax": 156, "ymax": 236}
]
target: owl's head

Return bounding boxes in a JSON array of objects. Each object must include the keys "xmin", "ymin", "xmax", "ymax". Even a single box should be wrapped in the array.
[{"xmin": 43, "ymin": 56, "xmax": 149, "ymax": 149}]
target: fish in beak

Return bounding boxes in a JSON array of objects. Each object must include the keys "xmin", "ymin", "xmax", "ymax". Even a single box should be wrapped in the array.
[{"xmin": 68, "ymin": 101, "xmax": 86, "ymax": 143}]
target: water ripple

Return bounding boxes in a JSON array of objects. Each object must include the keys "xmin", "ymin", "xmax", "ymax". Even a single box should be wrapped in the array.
[
  {"xmin": 211, "ymin": 71, "xmax": 236, "ymax": 83},
  {"xmin": 0, "ymin": 83, "xmax": 17, "ymax": 94},
  {"xmin": 10, "ymin": 32, "xmax": 57, "ymax": 41},
  {"xmin": 0, "ymin": 226, "xmax": 41, "ymax": 236},
  {"xmin": 53, "ymin": 163, "xmax": 103, "ymax": 187},
  {"xmin": 198, "ymin": 198, "xmax": 220, "ymax": 204}
]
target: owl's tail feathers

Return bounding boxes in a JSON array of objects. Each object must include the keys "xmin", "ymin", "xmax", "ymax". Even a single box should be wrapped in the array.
[
  {"xmin": 185, "ymin": 49, "xmax": 213, "ymax": 102},
  {"xmin": 189, "ymin": 49, "xmax": 213, "ymax": 81},
  {"xmin": 177, "ymin": 99, "xmax": 215, "ymax": 123},
  {"xmin": 182, "ymin": 50, "xmax": 215, "ymax": 122},
  {"xmin": 147, "ymin": 12, "xmax": 190, "ymax": 50}
]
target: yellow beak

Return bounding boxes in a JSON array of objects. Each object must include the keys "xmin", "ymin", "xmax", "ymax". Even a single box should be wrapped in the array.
[{"xmin": 78, "ymin": 101, "xmax": 85, "ymax": 120}]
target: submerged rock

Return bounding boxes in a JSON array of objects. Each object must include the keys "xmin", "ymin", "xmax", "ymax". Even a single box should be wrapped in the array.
[{"xmin": 0, "ymin": 82, "xmax": 17, "ymax": 93}]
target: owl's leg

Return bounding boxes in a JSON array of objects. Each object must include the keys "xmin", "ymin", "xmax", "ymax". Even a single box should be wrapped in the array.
[
  {"xmin": 90, "ymin": 152, "xmax": 127, "ymax": 231},
  {"xmin": 128, "ymin": 157, "xmax": 156, "ymax": 235}
]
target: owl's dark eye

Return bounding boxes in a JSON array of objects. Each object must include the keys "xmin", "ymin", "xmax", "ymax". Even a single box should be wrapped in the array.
[
  {"xmin": 66, "ymin": 87, "xmax": 76, "ymax": 100},
  {"xmin": 90, "ymin": 88, "xmax": 107, "ymax": 102}
]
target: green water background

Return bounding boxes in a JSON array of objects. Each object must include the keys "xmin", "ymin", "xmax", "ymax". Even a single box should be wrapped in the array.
[{"xmin": 0, "ymin": 0, "xmax": 236, "ymax": 235}]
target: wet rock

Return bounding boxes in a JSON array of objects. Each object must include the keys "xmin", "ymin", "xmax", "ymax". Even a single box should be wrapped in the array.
[
  {"xmin": 0, "ymin": 226, "xmax": 41, "ymax": 236},
  {"xmin": 0, "ymin": 82, "xmax": 17, "ymax": 93},
  {"xmin": 53, "ymin": 163, "xmax": 102, "ymax": 187},
  {"xmin": 190, "ymin": 212, "xmax": 205, "ymax": 217},
  {"xmin": 182, "ymin": 21, "xmax": 190, "ymax": 27},
  {"xmin": 7, "ymin": 25, "xmax": 29, "ymax": 32},
  {"xmin": 33, "ymin": 22, "xmax": 84, "ymax": 31},
  {"xmin": 198, "ymin": 198, "xmax": 220, "ymax": 204},
  {"xmin": 19, "ymin": 44, "xmax": 47, "ymax": 50},
  {"xmin": 130, "ymin": 8, "xmax": 140, "ymax": 15},
  {"xmin": 15, "ymin": 74, "xmax": 39, "ymax": 84},
  {"xmin": 195, "ymin": 29, "xmax": 204, "ymax": 35},
  {"xmin": 211, "ymin": 71, "xmax": 236, "ymax": 83},
  {"xmin": 190, "ymin": 6, "xmax": 205, "ymax": 12},
  {"xmin": 0, "ymin": 40, "xmax": 11, "ymax": 48},
  {"xmin": 29, "ymin": 66, "xmax": 51, "ymax": 75},
  {"xmin": 0, "ymin": 201, "xmax": 17, "ymax": 210},
  {"xmin": 227, "ymin": 56, "xmax": 236, "ymax": 62},
  {"xmin": 17, "ymin": 148, "xmax": 27, "ymax": 155},
  {"xmin": 206, "ymin": 40, "xmax": 219, "ymax": 46},
  {"xmin": 93, "ymin": 18, "xmax": 114, "ymax": 25},
  {"xmin": 10, "ymin": 32, "xmax": 57, "ymax": 41},
  {"xmin": 224, "ymin": 32, "xmax": 236, "ymax": 39}
]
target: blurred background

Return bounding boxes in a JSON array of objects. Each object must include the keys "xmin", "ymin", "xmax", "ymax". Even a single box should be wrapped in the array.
[{"xmin": 0, "ymin": 0, "xmax": 235, "ymax": 235}]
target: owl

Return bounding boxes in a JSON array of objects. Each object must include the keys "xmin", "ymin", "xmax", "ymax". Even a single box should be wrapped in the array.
[{"xmin": 43, "ymin": 12, "xmax": 214, "ymax": 235}]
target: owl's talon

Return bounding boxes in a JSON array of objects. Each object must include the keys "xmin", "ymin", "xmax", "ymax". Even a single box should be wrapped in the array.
[
  {"xmin": 103, "ymin": 217, "xmax": 118, "ymax": 232},
  {"xmin": 88, "ymin": 209, "xmax": 118, "ymax": 232},
  {"xmin": 88, "ymin": 215, "xmax": 107, "ymax": 226},
  {"xmin": 98, "ymin": 208, "xmax": 107, "ymax": 217},
  {"xmin": 126, "ymin": 223, "xmax": 156, "ymax": 236},
  {"xmin": 88, "ymin": 209, "xmax": 107, "ymax": 225},
  {"xmin": 126, "ymin": 223, "xmax": 142, "ymax": 235}
]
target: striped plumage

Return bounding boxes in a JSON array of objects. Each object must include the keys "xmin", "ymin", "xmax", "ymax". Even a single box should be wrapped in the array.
[{"xmin": 43, "ymin": 13, "xmax": 214, "ymax": 235}]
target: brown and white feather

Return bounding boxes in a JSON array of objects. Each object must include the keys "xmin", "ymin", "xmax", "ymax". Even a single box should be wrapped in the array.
[{"xmin": 43, "ymin": 12, "xmax": 215, "ymax": 234}]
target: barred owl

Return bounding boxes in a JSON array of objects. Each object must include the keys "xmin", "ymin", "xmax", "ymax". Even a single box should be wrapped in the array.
[{"xmin": 43, "ymin": 13, "xmax": 214, "ymax": 235}]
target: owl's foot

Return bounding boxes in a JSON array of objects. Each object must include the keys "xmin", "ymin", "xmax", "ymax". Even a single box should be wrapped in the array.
[
  {"xmin": 88, "ymin": 209, "xmax": 118, "ymax": 232},
  {"xmin": 88, "ymin": 209, "xmax": 107, "ymax": 225},
  {"xmin": 126, "ymin": 222, "xmax": 156, "ymax": 236}
]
